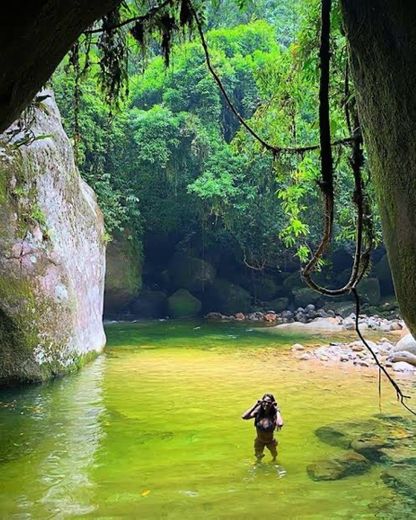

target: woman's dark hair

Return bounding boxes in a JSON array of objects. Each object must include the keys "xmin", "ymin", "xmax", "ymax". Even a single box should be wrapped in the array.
[
  {"xmin": 262, "ymin": 393, "xmax": 276, "ymax": 403},
  {"xmin": 256, "ymin": 393, "xmax": 277, "ymax": 421}
]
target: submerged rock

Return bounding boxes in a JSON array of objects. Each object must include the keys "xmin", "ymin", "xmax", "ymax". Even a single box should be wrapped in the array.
[
  {"xmin": 381, "ymin": 466, "xmax": 416, "ymax": 499},
  {"xmin": 307, "ymin": 451, "xmax": 370, "ymax": 481},
  {"xmin": 379, "ymin": 445, "xmax": 416, "ymax": 465},
  {"xmin": 0, "ymin": 91, "xmax": 106, "ymax": 384},
  {"xmin": 315, "ymin": 417, "xmax": 414, "ymax": 451}
]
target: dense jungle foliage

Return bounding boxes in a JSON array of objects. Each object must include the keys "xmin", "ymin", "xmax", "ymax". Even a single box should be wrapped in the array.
[{"xmin": 52, "ymin": 0, "xmax": 380, "ymax": 277}]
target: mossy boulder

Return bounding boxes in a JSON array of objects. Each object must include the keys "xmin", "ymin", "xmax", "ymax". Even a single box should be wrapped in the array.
[
  {"xmin": 253, "ymin": 277, "xmax": 281, "ymax": 300},
  {"xmin": 292, "ymin": 287, "xmax": 321, "ymax": 307},
  {"xmin": 282, "ymin": 271, "xmax": 303, "ymax": 291},
  {"xmin": 358, "ymin": 277, "xmax": 381, "ymax": 305},
  {"xmin": 167, "ymin": 289, "xmax": 202, "ymax": 318},
  {"xmin": 130, "ymin": 290, "xmax": 167, "ymax": 318},
  {"xmin": 104, "ymin": 231, "xmax": 142, "ymax": 315},
  {"xmin": 307, "ymin": 451, "xmax": 371, "ymax": 481},
  {"xmin": 265, "ymin": 297, "xmax": 289, "ymax": 313},
  {"xmin": 374, "ymin": 254, "xmax": 395, "ymax": 295},
  {"xmin": 328, "ymin": 301, "xmax": 356, "ymax": 317},
  {"xmin": 0, "ymin": 91, "xmax": 106, "ymax": 385},
  {"xmin": 168, "ymin": 253, "xmax": 216, "ymax": 293},
  {"xmin": 205, "ymin": 278, "xmax": 251, "ymax": 314}
]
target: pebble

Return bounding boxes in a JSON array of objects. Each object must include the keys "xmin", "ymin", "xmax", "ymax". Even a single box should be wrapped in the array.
[{"xmin": 291, "ymin": 343, "xmax": 305, "ymax": 351}]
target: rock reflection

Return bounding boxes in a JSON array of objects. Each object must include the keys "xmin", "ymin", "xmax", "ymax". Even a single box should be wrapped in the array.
[{"xmin": 0, "ymin": 356, "xmax": 105, "ymax": 518}]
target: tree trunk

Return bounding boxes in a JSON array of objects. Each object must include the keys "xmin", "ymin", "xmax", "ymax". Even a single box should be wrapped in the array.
[
  {"xmin": 341, "ymin": 0, "xmax": 416, "ymax": 336},
  {"xmin": 0, "ymin": 0, "xmax": 121, "ymax": 132}
]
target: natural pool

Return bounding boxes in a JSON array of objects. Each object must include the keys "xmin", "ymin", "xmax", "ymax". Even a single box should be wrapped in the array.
[{"xmin": 0, "ymin": 320, "xmax": 415, "ymax": 519}]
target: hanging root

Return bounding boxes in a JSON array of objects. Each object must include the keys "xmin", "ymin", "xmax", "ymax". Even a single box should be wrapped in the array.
[{"xmin": 189, "ymin": 0, "xmax": 416, "ymax": 415}]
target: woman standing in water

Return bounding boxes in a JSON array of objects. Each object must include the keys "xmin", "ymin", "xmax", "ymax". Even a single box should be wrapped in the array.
[{"xmin": 242, "ymin": 393, "xmax": 284, "ymax": 462}]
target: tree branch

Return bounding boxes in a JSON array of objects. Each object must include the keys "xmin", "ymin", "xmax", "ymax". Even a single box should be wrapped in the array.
[{"xmin": 84, "ymin": 0, "xmax": 174, "ymax": 34}]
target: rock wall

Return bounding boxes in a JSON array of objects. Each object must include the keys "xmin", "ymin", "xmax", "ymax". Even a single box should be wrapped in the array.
[{"xmin": 0, "ymin": 91, "xmax": 106, "ymax": 384}]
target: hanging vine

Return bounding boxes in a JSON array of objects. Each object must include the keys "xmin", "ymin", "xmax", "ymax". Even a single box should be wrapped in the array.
[
  {"xmin": 188, "ymin": 0, "xmax": 415, "ymax": 415},
  {"xmin": 62, "ymin": 0, "xmax": 414, "ymax": 414}
]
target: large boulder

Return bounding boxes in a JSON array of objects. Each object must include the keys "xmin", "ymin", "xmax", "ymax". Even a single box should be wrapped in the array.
[
  {"xmin": 205, "ymin": 278, "xmax": 251, "ymax": 314},
  {"xmin": 130, "ymin": 290, "xmax": 167, "ymax": 318},
  {"xmin": 328, "ymin": 301, "xmax": 356, "ymax": 317},
  {"xmin": 104, "ymin": 231, "xmax": 142, "ymax": 315},
  {"xmin": 282, "ymin": 271, "xmax": 303, "ymax": 292},
  {"xmin": 168, "ymin": 253, "xmax": 216, "ymax": 293},
  {"xmin": 392, "ymin": 334, "xmax": 416, "ymax": 355},
  {"xmin": 240, "ymin": 274, "xmax": 281, "ymax": 301},
  {"xmin": 265, "ymin": 297, "xmax": 289, "ymax": 313},
  {"xmin": 357, "ymin": 277, "xmax": 381, "ymax": 305},
  {"xmin": 0, "ymin": 91, "xmax": 106, "ymax": 384},
  {"xmin": 167, "ymin": 289, "xmax": 201, "ymax": 318},
  {"xmin": 292, "ymin": 287, "xmax": 321, "ymax": 307},
  {"xmin": 374, "ymin": 254, "xmax": 395, "ymax": 295}
]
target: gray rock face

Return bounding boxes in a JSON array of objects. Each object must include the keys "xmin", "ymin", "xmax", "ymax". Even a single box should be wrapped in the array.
[{"xmin": 0, "ymin": 91, "xmax": 106, "ymax": 384}]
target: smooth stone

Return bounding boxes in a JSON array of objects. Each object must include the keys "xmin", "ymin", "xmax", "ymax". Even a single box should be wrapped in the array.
[
  {"xmin": 393, "ymin": 334, "xmax": 416, "ymax": 355},
  {"xmin": 291, "ymin": 343, "xmax": 305, "ymax": 351}
]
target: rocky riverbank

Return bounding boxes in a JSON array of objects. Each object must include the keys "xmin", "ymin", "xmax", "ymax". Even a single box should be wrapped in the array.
[
  {"xmin": 205, "ymin": 304, "xmax": 403, "ymax": 332},
  {"xmin": 291, "ymin": 329, "xmax": 416, "ymax": 374}
]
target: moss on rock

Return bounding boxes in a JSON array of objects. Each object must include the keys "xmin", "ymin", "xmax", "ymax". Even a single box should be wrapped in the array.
[
  {"xmin": 205, "ymin": 278, "xmax": 251, "ymax": 314},
  {"xmin": 358, "ymin": 277, "xmax": 381, "ymax": 305},
  {"xmin": 104, "ymin": 230, "xmax": 142, "ymax": 315},
  {"xmin": 0, "ymin": 91, "xmax": 106, "ymax": 385},
  {"xmin": 167, "ymin": 289, "xmax": 202, "ymax": 318},
  {"xmin": 168, "ymin": 253, "xmax": 216, "ymax": 293}
]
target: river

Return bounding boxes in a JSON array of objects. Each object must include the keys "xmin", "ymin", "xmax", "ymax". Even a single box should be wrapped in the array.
[{"xmin": 0, "ymin": 320, "xmax": 414, "ymax": 519}]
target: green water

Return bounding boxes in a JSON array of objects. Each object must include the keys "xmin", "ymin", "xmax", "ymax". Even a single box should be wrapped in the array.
[{"xmin": 0, "ymin": 320, "xmax": 414, "ymax": 519}]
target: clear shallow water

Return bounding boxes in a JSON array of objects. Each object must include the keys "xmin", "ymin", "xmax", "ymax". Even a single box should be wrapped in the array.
[{"xmin": 0, "ymin": 319, "xmax": 415, "ymax": 519}]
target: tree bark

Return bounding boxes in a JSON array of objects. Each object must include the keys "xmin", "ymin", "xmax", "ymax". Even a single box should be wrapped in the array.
[
  {"xmin": 341, "ymin": 0, "xmax": 416, "ymax": 336},
  {"xmin": 0, "ymin": 0, "xmax": 121, "ymax": 132}
]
